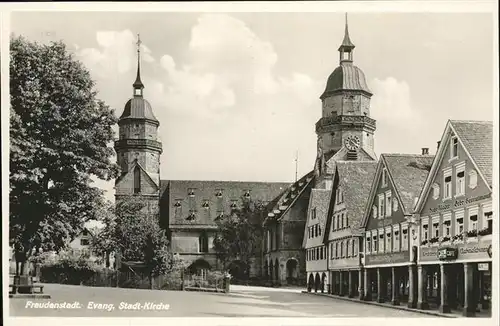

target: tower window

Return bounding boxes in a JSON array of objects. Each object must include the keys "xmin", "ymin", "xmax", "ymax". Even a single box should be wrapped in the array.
[
  {"xmin": 199, "ymin": 232, "xmax": 209, "ymax": 253},
  {"xmin": 133, "ymin": 166, "xmax": 141, "ymax": 194}
]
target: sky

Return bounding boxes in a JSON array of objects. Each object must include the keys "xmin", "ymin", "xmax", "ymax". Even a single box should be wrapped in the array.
[{"xmin": 9, "ymin": 9, "xmax": 495, "ymax": 201}]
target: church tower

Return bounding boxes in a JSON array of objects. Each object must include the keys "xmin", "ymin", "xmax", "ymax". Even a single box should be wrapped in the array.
[
  {"xmin": 114, "ymin": 35, "xmax": 162, "ymax": 215},
  {"xmin": 314, "ymin": 14, "xmax": 377, "ymax": 184}
]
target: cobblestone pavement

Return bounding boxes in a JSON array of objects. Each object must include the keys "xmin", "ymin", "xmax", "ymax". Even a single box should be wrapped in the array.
[{"xmin": 9, "ymin": 283, "xmax": 432, "ymax": 317}]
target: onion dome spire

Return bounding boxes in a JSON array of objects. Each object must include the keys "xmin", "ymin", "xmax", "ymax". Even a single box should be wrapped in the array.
[{"xmin": 133, "ymin": 33, "xmax": 144, "ymax": 97}]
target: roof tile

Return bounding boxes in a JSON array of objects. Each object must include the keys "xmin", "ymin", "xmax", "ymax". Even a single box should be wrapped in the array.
[{"xmin": 450, "ymin": 120, "xmax": 493, "ymax": 186}]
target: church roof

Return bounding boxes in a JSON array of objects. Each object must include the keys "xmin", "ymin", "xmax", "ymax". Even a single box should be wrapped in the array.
[
  {"xmin": 120, "ymin": 97, "xmax": 158, "ymax": 122},
  {"xmin": 265, "ymin": 171, "xmax": 315, "ymax": 222},
  {"xmin": 321, "ymin": 64, "xmax": 372, "ymax": 99},
  {"xmin": 160, "ymin": 180, "xmax": 290, "ymax": 227},
  {"xmin": 450, "ymin": 120, "xmax": 493, "ymax": 186}
]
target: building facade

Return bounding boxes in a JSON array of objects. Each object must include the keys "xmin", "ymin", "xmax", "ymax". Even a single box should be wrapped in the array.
[
  {"xmin": 413, "ymin": 120, "xmax": 493, "ymax": 316},
  {"xmin": 263, "ymin": 172, "xmax": 314, "ymax": 285},
  {"xmin": 360, "ymin": 153, "xmax": 434, "ymax": 306},
  {"xmin": 326, "ymin": 162, "xmax": 377, "ymax": 297}
]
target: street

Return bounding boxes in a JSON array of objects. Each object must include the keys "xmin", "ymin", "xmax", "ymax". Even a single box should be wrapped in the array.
[{"xmin": 9, "ymin": 283, "xmax": 431, "ymax": 317}]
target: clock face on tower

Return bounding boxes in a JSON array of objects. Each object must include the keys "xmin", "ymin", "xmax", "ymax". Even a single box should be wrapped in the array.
[{"xmin": 344, "ymin": 135, "xmax": 360, "ymax": 151}]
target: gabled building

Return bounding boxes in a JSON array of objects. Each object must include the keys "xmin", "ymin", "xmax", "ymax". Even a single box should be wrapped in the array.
[
  {"xmin": 412, "ymin": 120, "xmax": 493, "ymax": 317},
  {"xmin": 325, "ymin": 161, "xmax": 377, "ymax": 297},
  {"xmin": 303, "ymin": 183, "xmax": 331, "ymax": 292},
  {"xmin": 263, "ymin": 172, "xmax": 314, "ymax": 285},
  {"xmin": 359, "ymin": 152, "xmax": 434, "ymax": 306}
]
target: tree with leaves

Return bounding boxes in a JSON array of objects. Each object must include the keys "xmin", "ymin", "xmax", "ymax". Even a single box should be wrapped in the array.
[
  {"xmin": 212, "ymin": 199, "xmax": 266, "ymax": 279},
  {"xmin": 92, "ymin": 196, "xmax": 172, "ymax": 289},
  {"xmin": 9, "ymin": 36, "xmax": 120, "ymax": 274}
]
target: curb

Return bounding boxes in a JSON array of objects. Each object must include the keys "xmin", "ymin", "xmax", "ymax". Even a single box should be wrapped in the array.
[{"xmin": 301, "ymin": 291, "xmax": 457, "ymax": 318}]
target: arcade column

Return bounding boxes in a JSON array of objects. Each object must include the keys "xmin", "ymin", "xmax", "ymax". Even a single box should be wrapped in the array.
[
  {"xmin": 408, "ymin": 264, "xmax": 417, "ymax": 308},
  {"xmin": 359, "ymin": 268, "xmax": 365, "ymax": 300},
  {"xmin": 363, "ymin": 268, "xmax": 371, "ymax": 301},
  {"xmin": 339, "ymin": 271, "xmax": 344, "ymax": 296},
  {"xmin": 377, "ymin": 268, "xmax": 385, "ymax": 303},
  {"xmin": 391, "ymin": 267, "xmax": 400, "ymax": 305},
  {"xmin": 440, "ymin": 264, "xmax": 450, "ymax": 313},
  {"xmin": 348, "ymin": 271, "xmax": 354, "ymax": 298},
  {"xmin": 463, "ymin": 263, "xmax": 476, "ymax": 317},
  {"xmin": 417, "ymin": 265, "xmax": 429, "ymax": 310}
]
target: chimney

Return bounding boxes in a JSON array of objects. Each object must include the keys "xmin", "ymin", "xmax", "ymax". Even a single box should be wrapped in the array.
[
  {"xmin": 437, "ymin": 141, "xmax": 441, "ymax": 151},
  {"xmin": 421, "ymin": 148, "xmax": 429, "ymax": 155}
]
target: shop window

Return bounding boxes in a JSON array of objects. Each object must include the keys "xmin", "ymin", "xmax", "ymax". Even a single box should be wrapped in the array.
[
  {"xmin": 392, "ymin": 198, "xmax": 399, "ymax": 212},
  {"xmin": 444, "ymin": 173, "xmax": 452, "ymax": 200},
  {"xmin": 433, "ymin": 222, "xmax": 439, "ymax": 238},
  {"xmin": 422, "ymin": 223, "xmax": 429, "ymax": 243},
  {"xmin": 394, "ymin": 230, "xmax": 400, "ymax": 252},
  {"xmin": 432, "ymin": 183, "xmax": 440, "ymax": 200},
  {"xmin": 385, "ymin": 191, "xmax": 392, "ymax": 217},
  {"xmin": 402, "ymin": 227, "xmax": 408, "ymax": 250},
  {"xmin": 468, "ymin": 170, "xmax": 478, "ymax": 189},
  {"xmin": 366, "ymin": 234, "xmax": 372, "ymax": 253},
  {"xmin": 199, "ymin": 233, "xmax": 209, "ymax": 253},
  {"xmin": 456, "ymin": 163, "xmax": 465, "ymax": 196},
  {"xmin": 482, "ymin": 210, "xmax": 493, "ymax": 234},
  {"xmin": 386, "ymin": 231, "xmax": 392, "ymax": 252},
  {"xmin": 379, "ymin": 233, "xmax": 385, "ymax": 253},
  {"xmin": 450, "ymin": 136, "xmax": 458, "ymax": 159},
  {"xmin": 382, "ymin": 167, "xmax": 388, "ymax": 187},
  {"xmin": 468, "ymin": 207, "xmax": 478, "ymax": 234},
  {"xmin": 456, "ymin": 218, "xmax": 464, "ymax": 236},
  {"xmin": 443, "ymin": 220, "xmax": 451, "ymax": 237},
  {"xmin": 133, "ymin": 166, "xmax": 141, "ymax": 194},
  {"xmin": 378, "ymin": 194, "xmax": 385, "ymax": 219}
]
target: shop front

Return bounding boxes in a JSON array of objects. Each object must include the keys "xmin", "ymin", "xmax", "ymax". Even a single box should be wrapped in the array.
[
  {"xmin": 418, "ymin": 239, "xmax": 492, "ymax": 316},
  {"xmin": 363, "ymin": 250, "xmax": 411, "ymax": 305},
  {"xmin": 329, "ymin": 258, "xmax": 361, "ymax": 298}
]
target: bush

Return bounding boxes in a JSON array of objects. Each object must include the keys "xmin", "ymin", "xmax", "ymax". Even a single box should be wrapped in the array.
[{"xmin": 39, "ymin": 250, "xmax": 104, "ymax": 285}]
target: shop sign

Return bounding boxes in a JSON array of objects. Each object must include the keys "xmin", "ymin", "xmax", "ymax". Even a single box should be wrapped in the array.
[
  {"xmin": 420, "ymin": 239, "xmax": 492, "ymax": 262},
  {"xmin": 429, "ymin": 193, "xmax": 491, "ymax": 213},
  {"xmin": 478, "ymin": 263, "xmax": 489, "ymax": 271},
  {"xmin": 437, "ymin": 247, "xmax": 458, "ymax": 261},
  {"xmin": 364, "ymin": 251, "xmax": 409, "ymax": 266}
]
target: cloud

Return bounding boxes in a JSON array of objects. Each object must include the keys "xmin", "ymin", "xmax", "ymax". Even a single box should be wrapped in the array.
[
  {"xmin": 77, "ymin": 30, "xmax": 154, "ymax": 78},
  {"xmin": 370, "ymin": 77, "xmax": 422, "ymax": 127},
  {"xmin": 76, "ymin": 14, "xmax": 323, "ymax": 201}
]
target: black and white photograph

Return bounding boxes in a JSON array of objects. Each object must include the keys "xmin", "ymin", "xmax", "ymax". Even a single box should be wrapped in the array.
[{"xmin": 2, "ymin": 1, "xmax": 498, "ymax": 324}]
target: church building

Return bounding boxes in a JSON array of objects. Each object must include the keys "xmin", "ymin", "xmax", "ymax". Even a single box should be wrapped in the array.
[{"xmin": 114, "ymin": 36, "xmax": 292, "ymax": 278}]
